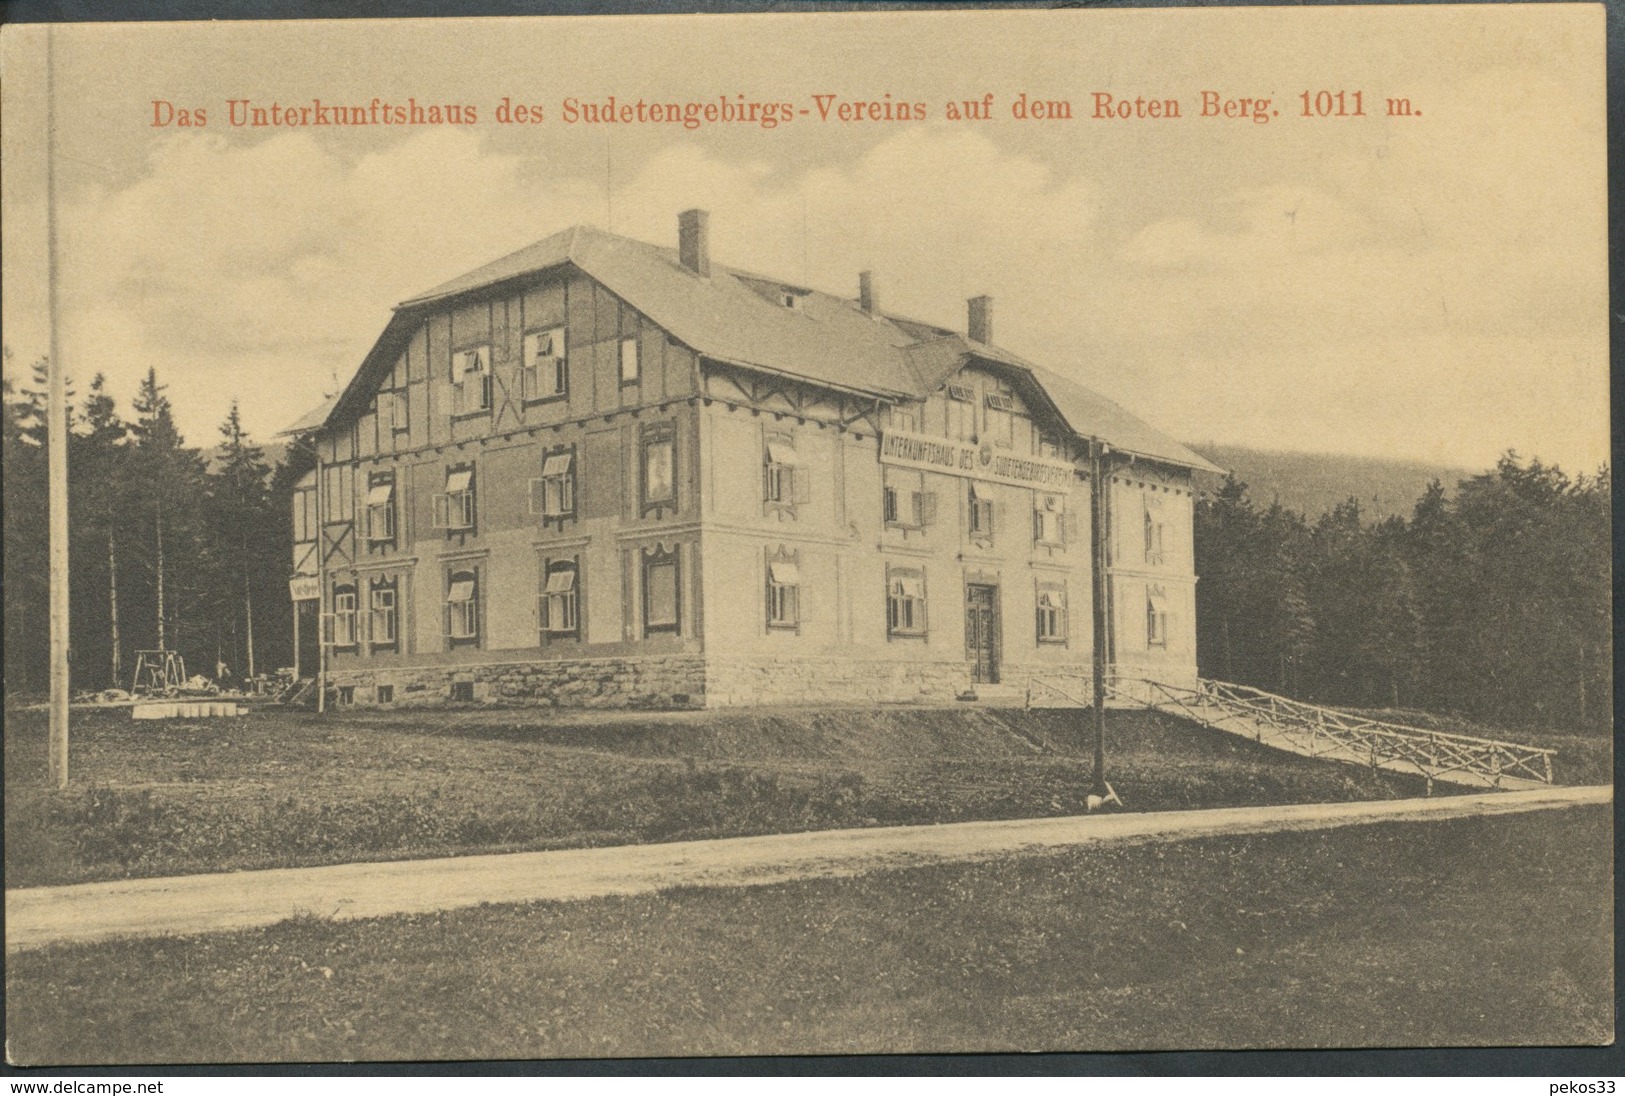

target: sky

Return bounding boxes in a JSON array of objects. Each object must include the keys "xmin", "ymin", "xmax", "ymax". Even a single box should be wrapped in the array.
[{"xmin": 0, "ymin": 7, "xmax": 1609, "ymax": 473}]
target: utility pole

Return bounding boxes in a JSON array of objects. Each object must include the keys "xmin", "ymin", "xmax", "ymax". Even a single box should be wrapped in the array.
[
  {"xmin": 46, "ymin": 26, "xmax": 71, "ymax": 789},
  {"xmin": 314, "ymin": 448, "xmax": 327, "ymax": 714},
  {"xmin": 1089, "ymin": 439, "xmax": 1111, "ymax": 796}
]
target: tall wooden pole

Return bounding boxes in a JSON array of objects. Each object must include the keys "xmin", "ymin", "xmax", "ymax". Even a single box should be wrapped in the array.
[
  {"xmin": 46, "ymin": 26, "xmax": 71, "ymax": 789},
  {"xmin": 314, "ymin": 448, "xmax": 327, "ymax": 714},
  {"xmin": 1089, "ymin": 440, "xmax": 1110, "ymax": 796}
]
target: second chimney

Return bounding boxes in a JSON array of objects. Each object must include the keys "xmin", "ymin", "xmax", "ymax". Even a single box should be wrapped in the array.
[
  {"xmin": 859, "ymin": 270, "xmax": 879, "ymax": 316},
  {"xmin": 678, "ymin": 209, "xmax": 710, "ymax": 277},
  {"xmin": 968, "ymin": 295, "xmax": 993, "ymax": 344}
]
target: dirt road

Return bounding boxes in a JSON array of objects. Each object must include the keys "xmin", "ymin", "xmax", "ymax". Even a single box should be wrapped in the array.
[{"xmin": 7, "ymin": 785, "xmax": 1609, "ymax": 952}]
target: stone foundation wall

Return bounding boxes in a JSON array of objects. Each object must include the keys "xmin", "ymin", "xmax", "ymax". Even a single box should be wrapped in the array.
[
  {"xmin": 327, "ymin": 654, "xmax": 1103, "ymax": 710},
  {"xmin": 702, "ymin": 657, "xmax": 1094, "ymax": 707},
  {"xmin": 701, "ymin": 657, "xmax": 965, "ymax": 707},
  {"xmin": 326, "ymin": 655, "xmax": 707, "ymax": 710}
]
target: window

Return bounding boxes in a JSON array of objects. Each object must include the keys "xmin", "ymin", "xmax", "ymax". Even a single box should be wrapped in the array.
[
  {"xmin": 451, "ymin": 346, "xmax": 492, "ymax": 414},
  {"xmin": 379, "ymin": 389, "xmax": 408, "ymax": 436},
  {"xmin": 619, "ymin": 337, "xmax": 640, "ymax": 384},
  {"xmin": 446, "ymin": 570, "xmax": 480, "ymax": 643},
  {"xmin": 337, "ymin": 685, "xmax": 355, "ymax": 706},
  {"xmin": 1144, "ymin": 496, "xmax": 1166, "ymax": 565},
  {"xmin": 1038, "ymin": 434, "xmax": 1061, "ymax": 459},
  {"xmin": 292, "ymin": 484, "xmax": 318, "ymax": 571},
  {"xmin": 883, "ymin": 472, "xmax": 936, "ymax": 529},
  {"xmin": 968, "ymin": 483, "xmax": 995, "ymax": 537},
  {"xmin": 887, "ymin": 570, "xmax": 927, "ymax": 637},
  {"xmin": 376, "ymin": 684, "xmax": 394, "ymax": 704},
  {"xmin": 1036, "ymin": 586, "xmax": 1067, "ymax": 643},
  {"xmin": 888, "ymin": 405, "xmax": 917, "ymax": 434},
  {"xmin": 530, "ymin": 450, "xmax": 576, "ymax": 520},
  {"xmin": 541, "ymin": 560, "xmax": 580, "ymax": 638},
  {"xmin": 947, "ymin": 387, "xmax": 977, "ymax": 441},
  {"xmin": 642, "ymin": 547, "xmax": 680, "ymax": 636},
  {"xmin": 522, "ymin": 328, "xmax": 568, "ymax": 401},
  {"xmin": 1147, "ymin": 587, "xmax": 1169, "ymax": 648},
  {"xmin": 330, "ymin": 585, "xmax": 358, "ymax": 648},
  {"xmin": 364, "ymin": 476, "xmax": 396, "ymax": 544},
  {"xmin": 322, "ymin": 464, "xmax": 354, "ymax": 524},
  {"xmin": 1033, "ymin": 493, "xmax": 1066, "ymax": 547},
  {"xmin": 450, "ymin": 681, "xmax": 475, "ymax": 703},
  {"xmin": 766, "ymin": 557, "xmax": 800, "ymax": 629},
  {"xmin": 985, "ymin": 385, "xmax": 1016, "ymax": 448},
  {"xmin": 369, "ymin": 581, "xmax": 397, "ymax": 646},
  {"xmin": 763, "ymin": 437, "xmax": 809, "ymax": 507},
  {"xmin": 292, "ymin": 485, "xmax": 317, "ymax": 544},
  {"xmin": 433, "ymin": 466, "xmax": 476, "ymax": 531},
  {"xmin": 642, "ymin": 425, "xmax": 676, "ymax": 510}
]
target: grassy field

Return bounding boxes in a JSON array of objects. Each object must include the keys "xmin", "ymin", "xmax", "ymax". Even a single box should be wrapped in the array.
[
  {"xmin": 5, "ymin": 805, "xmax": 1610, "ymax": 1064},
  {"xmin": 2, "ymin": 701, "xmax": 1460, "ymax": 889}
]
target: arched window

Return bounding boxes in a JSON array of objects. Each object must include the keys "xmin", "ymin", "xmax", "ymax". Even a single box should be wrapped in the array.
[{"xmin": 642, "ymin": 546, "xmax": 680, "ymax": 636}]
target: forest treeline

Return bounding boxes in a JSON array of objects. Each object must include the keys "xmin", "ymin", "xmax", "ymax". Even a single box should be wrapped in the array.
[
  {"xmin": 4, "ymin": 358, "xmax": 296, "ymax": 694},
  {"xmin": 1195, "ymin": 458, "xmax": 1611, "ymax": 733},
  {"xmin": 2, "ymin": 353, "xmax": 1611, "ymax": 734}
]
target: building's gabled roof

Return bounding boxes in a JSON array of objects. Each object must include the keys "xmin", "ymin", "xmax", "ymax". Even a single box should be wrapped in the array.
[
  {"xmin": 1029, "ymin": 365, "xmax": 1221, "ymax": 473},
  {"xmin": 405, "ymin": 224, "xmax": 926, "ymax": 398},
  {"xmin": 289, "ymin": 222, "xmax": 1221, "ymax": 473}
]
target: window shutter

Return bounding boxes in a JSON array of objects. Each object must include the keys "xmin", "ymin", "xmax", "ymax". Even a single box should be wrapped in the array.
[
  {"xmin": 918, "ymin": 491, "xmax": 937, "ymax": 526},
  {"xmin": 793, "ymin": 465, "xmax": 811, "ymax": 505},
  {"xmin": 529, "ymin": 479, "xmax": 547, "ymax": 517},
  {"xmin": 1033, "ymin": 508, "xmax": 1045, "ymax": 542},
  {"xmin": 1065, "ymin": 507, "xmax": 1080, "ymax": 545},
  {"xmin": 432, "ymin": 493, "xmax": 449, "ymax": 529}
]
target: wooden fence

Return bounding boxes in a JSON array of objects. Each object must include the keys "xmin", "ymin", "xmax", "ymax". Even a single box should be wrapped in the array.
[{"xmin": 1026, "ymin": 671, "xmax": 1556, "ymax": 791}]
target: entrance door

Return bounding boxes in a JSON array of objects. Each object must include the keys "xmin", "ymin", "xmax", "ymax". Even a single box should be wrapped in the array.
[
  {"xmin": 965, "ymin": 584, "xmax": 1000, "ymax": 684},
  {"xmin": 295, "ymin": 599, "xmax": 320, "ymax": 679}
]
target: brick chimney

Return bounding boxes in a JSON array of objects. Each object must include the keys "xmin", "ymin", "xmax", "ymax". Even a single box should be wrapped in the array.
[
  {"xmin": 678, "ymin": 209, "xmax": 710, "ymax": 277},
  {"xmin": 859, "ymin": 270, "xmax": 879, "ymax": 316},
  {"xmin": 968, "ymin": 295, "xmax": 993, "ymax": 344}
]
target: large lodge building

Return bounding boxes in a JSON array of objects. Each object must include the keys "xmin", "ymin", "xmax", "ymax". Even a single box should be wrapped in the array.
[{"xmin": 284, "ymin": 211, "xmax": 1220, "ymax": 708}]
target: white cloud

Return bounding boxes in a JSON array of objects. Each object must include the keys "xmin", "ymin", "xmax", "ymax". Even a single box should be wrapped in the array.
[{"xmin": 30, "ymin": 115, "xmax": 1607, "ymax": 474}]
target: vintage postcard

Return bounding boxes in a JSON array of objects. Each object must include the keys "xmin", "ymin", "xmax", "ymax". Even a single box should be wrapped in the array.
[{"xmin": 0, "ymin": 5, "xmax": 1610, "ymax": 1069}]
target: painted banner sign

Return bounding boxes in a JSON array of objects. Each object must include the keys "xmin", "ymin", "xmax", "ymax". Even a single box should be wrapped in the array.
[
  {"xmin": 288, "ymin": 576, "xmax": 322, "ymax": 602},
  {"xmin": 878, "ymin": 430, "xmax": 1075, "ymax": 490}
]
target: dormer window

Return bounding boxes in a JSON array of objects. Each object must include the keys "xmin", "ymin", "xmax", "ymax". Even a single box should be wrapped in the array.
[{"xmin": 782, "ymin": 293, "xmax": 799, "ymax": 309}]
